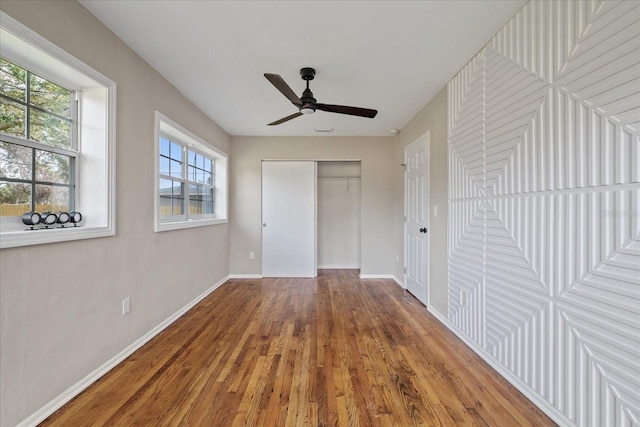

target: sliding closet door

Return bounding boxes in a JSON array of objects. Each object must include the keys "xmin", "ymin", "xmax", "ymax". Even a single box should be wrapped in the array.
[{"xmin": 262, "ymin": 161, "xmax": 316, "ymax": 277}]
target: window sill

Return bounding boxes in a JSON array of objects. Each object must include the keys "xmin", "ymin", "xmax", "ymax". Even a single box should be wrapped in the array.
[
  {"xmin": 155, "ymin": 217, "xmax": 227, "ymax": 233},
  {"xmin": 0, "ymin": 225, "xmax": 115, "ymax": 249}
]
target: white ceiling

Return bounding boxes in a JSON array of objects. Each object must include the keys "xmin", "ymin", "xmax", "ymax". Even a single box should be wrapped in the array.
[{"xmin": 79, "ymin": 0, "xmax": 526, "ymax": 137}]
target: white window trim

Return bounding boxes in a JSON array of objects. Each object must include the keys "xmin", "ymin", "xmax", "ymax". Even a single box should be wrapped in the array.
[
  {"xmin": 0, "ymin": 12, "xmax": 116, "ymax": 249},
  {"xmin": 154, "ymin": 111, "xmax": 227, "ymax": 232}
]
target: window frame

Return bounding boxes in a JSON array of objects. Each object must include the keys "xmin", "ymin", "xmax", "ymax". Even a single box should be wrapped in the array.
[
  {"xmin": 0, "ymin": 12, "xmax": 116, "ymax": 249},
  {"xmin": 154, "ymin": 111, "xmax": 227, "ymax": 232}
]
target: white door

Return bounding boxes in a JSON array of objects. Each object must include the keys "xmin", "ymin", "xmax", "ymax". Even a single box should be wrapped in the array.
[
  {"xmin": 262, "ymin": 161, "xmax": 316, "ymax": 277},
  {"xmin": 404, "ymin": 133, "xmax": 429, "ymax": 305}
]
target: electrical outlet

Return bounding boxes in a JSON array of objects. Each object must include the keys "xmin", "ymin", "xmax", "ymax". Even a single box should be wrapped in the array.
[
  {"xmin": 249, "ymin": 251, "xmax": 255, "ymax": 259},
  {"xmin": 122, "ymin": 297, "xmax": 131, "ymax": 315},
  {"xmin": 433, "ymin": 205, "xmax": 438, "ymax": 218},
  {"xmin": 396, "ymin": 254, "xmax": 399, "ymax": 263}
]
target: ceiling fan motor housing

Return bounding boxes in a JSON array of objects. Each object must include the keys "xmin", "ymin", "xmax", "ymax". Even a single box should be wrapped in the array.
[
  {"xmin": 300, "ymin": 67, "xmax": 316, "ymax": 81},
  {"xmin": 300, "ymin": 88, "xmax": 316, "ymax": 113}
]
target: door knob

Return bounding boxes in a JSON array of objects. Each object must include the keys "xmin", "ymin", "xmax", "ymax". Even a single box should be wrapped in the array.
[
  {"xmin": 263, "ymin": 223, "xmax": 267, "ymax": 227},
  {"xmin": 419, "ymin": 227, "xmax": 427, "ymax": 233}
]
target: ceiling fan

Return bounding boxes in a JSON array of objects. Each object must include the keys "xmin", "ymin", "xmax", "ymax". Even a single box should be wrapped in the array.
[{"xmin": 264, "ymin": 67, "xmax": 378, "ymax": 126}]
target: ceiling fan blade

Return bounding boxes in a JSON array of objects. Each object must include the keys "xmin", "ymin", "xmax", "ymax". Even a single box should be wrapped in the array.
[
  {"xmin": 315, "ymin": 103, "xmax": 377, "ymax": 118},
  {"xmin": 268, "ymin": 112, "xmax": 303, "ymax": 126},
  {"xmin": 264, "ymin": 73, "xmax": 302, "ymax": 106}
]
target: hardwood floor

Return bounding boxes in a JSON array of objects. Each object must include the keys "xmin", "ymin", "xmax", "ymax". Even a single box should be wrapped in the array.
[{"xmin": 42, "ymin": 270, "xmax": 555, "ymax": 426}]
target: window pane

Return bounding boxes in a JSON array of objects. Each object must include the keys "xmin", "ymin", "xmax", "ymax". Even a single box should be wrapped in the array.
[
  {"xmin": 0, "ymin": 98, "xmax": 26, "ymax": 138},
  {"xmin": 0, "ymin": 58, "xmax": 26, "ymax": 102},
  {"xmin": 189, "ymin": 184, "xmax": 202, "ymax": 214},
  {"xmin": 159, "ymin": 179, "xmax": 183, "ymax": 216},
  {"xmin": 172, "ymin": 180, "xmax": 184, "ymax": 215},
  {"xmin": 170, "ymin": 141, "xmax": 182, "ymax": 161},
  {"xmin": 0, "ymin": 141, "xmax": 32, "ymax": 180},
  {"xmin": 188, "ymin": 184, "xmax": 213, "ymax": 215},
  {"xmin": 0, "ymin": 181, "xmax": 31, "ymax": 216},
  {"xmin": 159, "ymin": 195, "xmax": 172, "ymax": 216},
  {"xmin": 29, "ymin": 73, "xmax": 72, "ymax": 118},
  {"xmin": 189, "ymin": 199, "xmax": 201, "ymax": 215},
  {"xmin": 159, "ymin": 155, "xmax": 170, "ymax": 176},
  {"xmin": 169, "ymin": 159, "xmax": 182, "ymax": 178},
  {"xmin": 186, "ymin": 151, "xmax": 213, "ymax": 185},
  {"xmin": 159, "ymin": 178, "xmax": 173, "ymax": 195},
  {"xmin": 29, "ymin": 109, "xmax": 71, "ymax": 148},
  {"xmin": 35, "ymin": 150, "xmax": 70, "ymax": 184},
  {"xmin": 35, "ymin": 184, "xmax": 69, "ymax": 212},
  {"xmin": 203, "ymin": 187, "xmax": 214, "ymax": 214},
  {"xmin": 173, "ymin": 197, "xmax": 184, "ymax": 215},
  {"xmin": 160, "ymin": 137, "xmax": 170, "ymax": 158},
  {"xmin": 172, "ymin": 181, "xmax": 183, "ymax": 198},
  {"xmin": 159, "ymin": 178, "xmax": 172, "ymax": 217}
]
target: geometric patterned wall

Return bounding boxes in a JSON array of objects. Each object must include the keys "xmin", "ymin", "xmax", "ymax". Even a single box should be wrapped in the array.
[{"xmin": 447, "ymin": 1, "xmax": 640, "ymax": 425}]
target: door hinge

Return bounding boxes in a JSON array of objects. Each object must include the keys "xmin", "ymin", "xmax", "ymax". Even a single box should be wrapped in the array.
[{"xmin": 404, "ymin": 267, "xmax": 407, "ymax": 274}]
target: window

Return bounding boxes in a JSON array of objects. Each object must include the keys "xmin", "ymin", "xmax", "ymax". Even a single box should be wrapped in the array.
[
  {"xmin": 159, "ymin": 138, "xmax": 215, "ymax": 218},
  {"xmin": 1, "ymin": 58, "xmax": 77, "ymax": 216},
  {"xmin": 155, "ymin": 112, "xmax": 227, "ymax": 232},
  {"xmin": 0, "ymin": 12, "xmax": 116, "ymax": 248}
]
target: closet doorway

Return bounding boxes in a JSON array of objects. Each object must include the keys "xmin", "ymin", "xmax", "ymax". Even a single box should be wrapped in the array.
[{"xmin": 317, "ymin": 161, "xmax": 361, "ymax": 270}]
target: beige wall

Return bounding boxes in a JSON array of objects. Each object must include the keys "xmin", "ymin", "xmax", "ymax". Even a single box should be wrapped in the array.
[
  {"xmin": 229, "ymin": 136, "xmax": 394, "ymax": 276},
  {"xmin": 392, "ymin": 88, "xmax": 448, "ymax": 315},
  {"xmin": 0, "ymin": 2, "xmax": 230, "ymax": 426}
]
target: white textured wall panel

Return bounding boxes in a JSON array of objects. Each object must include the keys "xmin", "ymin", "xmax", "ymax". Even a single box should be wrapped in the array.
[{"xmin": 448, "ymin": 1, "xmax": 640, "ymax": 425}]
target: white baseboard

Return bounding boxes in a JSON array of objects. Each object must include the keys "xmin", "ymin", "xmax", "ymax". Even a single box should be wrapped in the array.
[
  {"xmin": 17, "ymin": 275, "xmax": 230, "ymax": 427},
  {"xmin": 426, "ymin": 306, "xmax": 571, "ymax": 427},
  {"xmin": 359, "ymin": 273, "xmax": 395, "ymax": 280},
  {"xmin": 228, "ymin": 274, "xmax": 263, "ymax": 279}
]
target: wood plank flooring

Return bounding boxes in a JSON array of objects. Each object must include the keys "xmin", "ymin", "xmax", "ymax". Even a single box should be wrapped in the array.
[{"xmin": 41, "ymin": 270, "xmax": 555, "ymax": 426}]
